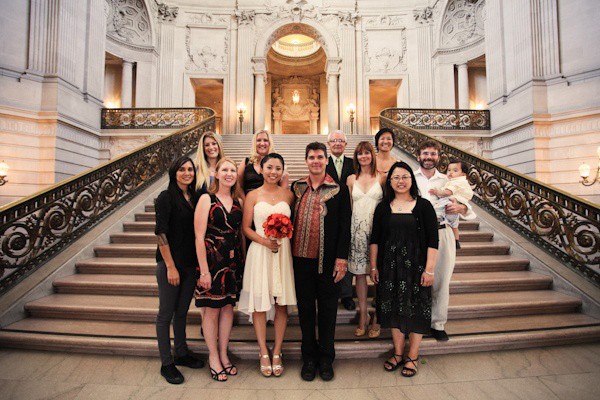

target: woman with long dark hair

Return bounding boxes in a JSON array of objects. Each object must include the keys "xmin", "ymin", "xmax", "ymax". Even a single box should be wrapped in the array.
[
  {"xmin": 155, "ymin": 156, "xmax": 205, "ymax": 385},
  {"xmin": 370, "ymin": 161, "xmax": 438, "ymax": 377}
]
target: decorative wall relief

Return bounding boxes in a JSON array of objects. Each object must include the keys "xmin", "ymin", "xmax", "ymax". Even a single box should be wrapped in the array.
[
  {"xmin": 337, "ymin": 11, "xmax": 358, "ymax": 27},
  {"xmin": 105, "ymin": 0, "xmax": 152, "ymax": 46},
  {"xmin": 440, "ymin": 0, "xmax": 486, "ymax": 48},
  {"xmin": 263, "ymin": 0, "xmax": 326, "ymax": 22},
  {"xmin": 188, "ymin": 13, "xmax": 229, "ymax": 26},
  {"xmin": 272, "ymin": 76, "xmax": 320, "ymax": 134},
  {"xmin": 235, "ymin": 10, "xmax": 256, "ymax": 25},
  {"xmin": 364, "ymin": 15, "xmax": 404, "ymax": 27},
  {"xmin": 364, "ymin": 29, "xmax": 407, "ymax": 73},
  {"xmin": 185, "ymin": 27, "xmax": 229, "ymax": 73}
]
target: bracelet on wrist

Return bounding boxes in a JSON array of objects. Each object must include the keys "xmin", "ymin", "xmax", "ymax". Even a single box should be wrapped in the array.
[
  {"xmin": 370, "ymin": 268, "xmax": 377, "ymax": 271},
  {"xmin": 424, "ymin": 271, "xmax": 434, "ymax": 276}
]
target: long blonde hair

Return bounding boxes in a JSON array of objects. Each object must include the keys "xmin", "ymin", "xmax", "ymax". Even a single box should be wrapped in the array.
[
  {"xmin": 195, "ymin": 131, "xmax": 225, "ymax": 191},
  {"xmin": 209, "ymin": 157, "xmax": 242, "ymax": 200},
  {"xmin": 249, "ymin": 130, "xmax": 275, "ymax": 164}
]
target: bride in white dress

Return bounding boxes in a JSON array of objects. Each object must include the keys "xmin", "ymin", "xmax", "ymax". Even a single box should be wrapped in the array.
[{"xmin": 239, "ymin": 153, "xmax": 296, "ymax": 378}]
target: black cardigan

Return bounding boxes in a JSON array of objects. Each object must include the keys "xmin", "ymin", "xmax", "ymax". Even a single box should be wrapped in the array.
[
  {"xmin": 370, "ymin": 196, "xmax": 439, "ymax": 266},
  {"xmin": 154, "ymin": 190, "xmax": 199, "ymax": 271}
]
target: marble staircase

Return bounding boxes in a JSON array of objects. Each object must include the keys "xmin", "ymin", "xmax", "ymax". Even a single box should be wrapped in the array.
[{"xmin": 1, "ymin": 134, "xmax": 599, "ymax": 358}]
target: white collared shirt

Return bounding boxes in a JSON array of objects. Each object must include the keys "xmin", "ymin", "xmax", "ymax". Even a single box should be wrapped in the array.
[{"xmin": 414, "ymin": 167, "xmax": 476, "ymax": 221}]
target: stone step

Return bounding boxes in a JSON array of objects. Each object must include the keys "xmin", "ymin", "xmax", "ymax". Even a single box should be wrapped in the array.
[
  {"xmin": 77, "ymin": 254, "xmax": 529, "ymax": 275},
  {"xmin": 110, "ymin": 230, "xmax": 494, "ymax": 244},
  {"xmin": 95, "ymin": 241, "xmax": 507, "ymax": 258},
  {"xmin": 53, "ymin": 271, "xmax": 552, "ymax": 297},
  {"xmin": 4, "ymin": 313, "xmax": 598, "ymax": 343},
  {"xmin": 1, "ymin": 324, "xmax": 598, "ymax": 359},
  {"xmin": 24, "ymin": 290, "xmax": 581, "ymax": 324},
  {"xmin": 131, "ymin": 212, "xmax": 482, "ymax": 231}
]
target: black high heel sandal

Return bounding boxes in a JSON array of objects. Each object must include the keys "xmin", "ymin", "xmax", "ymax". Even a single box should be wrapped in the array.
[
  {"xmin": 383, "ymin": 354, "xmax": 404, "ymax": 372},
  {"xmin": 401, "ymin": 356, "xmax": 419, "ymax": 377}
]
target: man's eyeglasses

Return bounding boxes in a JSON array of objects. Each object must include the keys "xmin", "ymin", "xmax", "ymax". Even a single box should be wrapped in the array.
[
  {"xmin": 390, "ymin": 175, "xmax": 411, "ymax": 182},
  {"xmin": 328, "ymin": 139, "xmax": 346, "ymax": 144}
]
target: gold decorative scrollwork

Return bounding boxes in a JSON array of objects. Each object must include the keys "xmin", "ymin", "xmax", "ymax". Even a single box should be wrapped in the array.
[
  {"xmin": 101, "ymin": 108, "xmax": 210, "ymax": 129},
  {"xmin": 0, "ymin": 109, "xmax": 215, "ymax": 293},
  {"xmin": 380, "ymin": 110, "xmax": 600, "ymax": 286},
  {"xmin": 387, "ymin": 108, "xmax": 490, "ymax": 130}
]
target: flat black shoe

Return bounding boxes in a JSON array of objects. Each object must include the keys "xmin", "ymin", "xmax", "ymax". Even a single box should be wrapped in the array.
[
  {"xmin": 319, "ymin": 362, "xmax": 334, "ymax": 381},
  {"xmin": 455, "ymin": 240, "xmax": 461, "ymax": 249},
  {"xmin": 301, "ymin": 361, "xmax": 317, "ymax": 381},
  {"xmin": 430, "ymin": 328, "xmax": 449, "ymax": 341},
  {"xmin": 341, "ymin": 297, "xmax": 356, "ymax": 310},
  {"xmin": 160, "ymin": 363, "xmax": 184, "ymax": 384},
  {"xmin": 174, "ymin": 353, "xmax": 205, "ymax": 369}
]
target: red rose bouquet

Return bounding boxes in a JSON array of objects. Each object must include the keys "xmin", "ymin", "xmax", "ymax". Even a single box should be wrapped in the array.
[{"xmin": 263, "ymin": 213, "xmax": 293, "ymax": 253}]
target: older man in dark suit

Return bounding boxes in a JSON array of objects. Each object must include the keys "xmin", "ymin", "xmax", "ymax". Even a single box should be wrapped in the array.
[
  {"xmin": 325, "ymin": 130, "xmax": 356, "ymax": 311},
  {"xmin": 292, "ymin": 141, "xmax": 351, "ymax": 382}
]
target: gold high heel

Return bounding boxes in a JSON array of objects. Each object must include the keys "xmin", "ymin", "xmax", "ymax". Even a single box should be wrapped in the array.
[
  {"xmin": 272, "ymin": 354, "xmax": 284, "ymax": 377},
  {"xmin": 259, "ymin": 353, "xmax": 272, "ymax": 377}
]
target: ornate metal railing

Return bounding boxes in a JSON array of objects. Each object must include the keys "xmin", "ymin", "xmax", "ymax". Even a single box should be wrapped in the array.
[
  {"xmin": 0, "ymin": 109, "xmax": 215, "ymax": 295},
  {"xmin": 380, "ymin": 110, "xmax": 600, "ymax": 286},
  {"xmin": 382, "ymin": 107, "xmax": 491, "ymax": 130},
  {"xmin": 101, "ymin": 107, "xmax": 213, "ymax": 129}
]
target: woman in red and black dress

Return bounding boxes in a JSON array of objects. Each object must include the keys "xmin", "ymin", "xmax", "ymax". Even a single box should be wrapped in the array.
[{"xmin": 194, "ymin": 157, "xmax": 245, "ymax": 382}]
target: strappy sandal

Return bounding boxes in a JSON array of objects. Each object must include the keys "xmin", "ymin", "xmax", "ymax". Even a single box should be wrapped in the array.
[
  {"xmin": 383, "ymin": 354, "xmax": 404, "ymax": 372},
  {"xmin": 272, "ymin": 354, "xmax": 284, "ymax": 377},
  {"xmin": 209, "ymin": 367, "xmax": 227, "ymax": 382},
  {"xmin": 401, "ymin": 356, "xmax": 419, "ymax": 378},
  {"xmin": 259, "ymin": 353, "xmax": 272, "ymax": 377},
  {"xmin": 223, "ymin": 363, "xmax": 237, "ymax": 376}
]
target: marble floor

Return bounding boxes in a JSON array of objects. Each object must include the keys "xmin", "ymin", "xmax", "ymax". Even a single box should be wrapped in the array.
[{"xmin": 0, "ymin": 344, "xmax": 598, "ymax": 400}]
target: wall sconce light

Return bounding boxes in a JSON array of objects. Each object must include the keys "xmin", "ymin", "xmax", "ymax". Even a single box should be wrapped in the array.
[
  {"xmin": 237, "ymin": 103, "xmax": 247, "ymax": 135},
  {"xmin": 346, "ymin": 103, "xmax": 356, "ymax": 135},
  {"xmin": 579, "ymin": 145, "xmax": 600, "ymax": 186},
  {"xmin": 292, "ymin": 90, "xmax": 300, "ymax": 105},
  {"xmin": 0, "ymin": 160, "xmax": 9, "ymax": 186}
]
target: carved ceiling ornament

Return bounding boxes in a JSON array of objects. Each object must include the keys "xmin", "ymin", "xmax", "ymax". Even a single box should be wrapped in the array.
[
  {"xmin": 185, "ymin": 27, "xmax": 229, "ymax": 73},
  {"xmin": 440, "ymin": 0, "xmax": 486, "ymax": 48},
  {"xmin": 105, "ymin": 0, "xmax": 152, "ymax": 46},
  {"xmin": 263, "ymin": 0, "xmax": 327, "ymax": 23},
  {"xmin": 363, "ymin": 29, "xmax": 407, "ymax": 73}
]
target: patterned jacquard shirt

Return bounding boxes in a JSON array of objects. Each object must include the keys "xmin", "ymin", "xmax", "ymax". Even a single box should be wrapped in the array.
[{"xmin": 292, "ymin": 174, "xmax": 340, "ymax": 271}]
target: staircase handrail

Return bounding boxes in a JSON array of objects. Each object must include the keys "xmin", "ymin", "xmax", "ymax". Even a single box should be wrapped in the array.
[
  {"xmin": 0, "ymin": 109, "xmax": 216, "ymax": 295},
  {"xmin": 380, "ymin": 109, "xmax": 599, "ymax": 286},
  {"xmin": 383, "ymin": 107, "xmax": 490, "ymax": 130},
  {"xmin": 101, "ymin": 107, "xmax": 212, "ymax": 129}
]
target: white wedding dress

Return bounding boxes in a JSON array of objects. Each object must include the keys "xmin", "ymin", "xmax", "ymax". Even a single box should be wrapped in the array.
[{"xmin": 238, "ymin": 201, "xmax": 296, "ymax": 320}]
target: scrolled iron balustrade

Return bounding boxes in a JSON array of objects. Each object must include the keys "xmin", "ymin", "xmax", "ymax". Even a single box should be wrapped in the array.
[
  {"xmin": 380, "ymin": 110, "xmax": 599, "ymax": 286},
  {"xmin": 383, "ymin": 107, "xmax": 490, "ymax": 130},
  {"xmin": 101, "ymin": 107, "xmax": 213, "ymax": 129},
  {"xmin": 0, "ymin": 109, "xmax": 216, "ymax": 295}
]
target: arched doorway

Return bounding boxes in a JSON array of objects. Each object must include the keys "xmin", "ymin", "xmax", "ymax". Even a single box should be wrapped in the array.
[{"xmin": 253, "ymin": 22, "xmax": 340, "ymax": 134}]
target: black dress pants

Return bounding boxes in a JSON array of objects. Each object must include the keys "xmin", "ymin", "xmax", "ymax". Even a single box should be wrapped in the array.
[
  {"xmin": 293, "ymin": 257, "xmax": 340, "ymax": 365},
  {"xmin": 156, "ymin": 261, "xmax": 197, "ymax": 366}
]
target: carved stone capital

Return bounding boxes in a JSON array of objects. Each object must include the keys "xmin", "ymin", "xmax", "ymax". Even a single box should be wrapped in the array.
[
  {"xmin": 338, "ymin": 11, "xmax": 358, "ymax": 27},
  {"xmin": 235, "ymin": 10, "xmax": 256, "ymax": 25},
  {"xmin": 252, "ymin": 57, "xmax": 268, "ymax": 76},
  {"xmin": 413, "ymin": 6, "xmax": 434, "ymax": 24},
  {"xmin": 155, "ymin": 1, "xmax": 178, "ymax": 22}
]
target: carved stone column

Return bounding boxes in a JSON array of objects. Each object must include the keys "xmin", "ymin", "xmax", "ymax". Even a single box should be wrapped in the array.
[
  {"xmin": 121, "ymin": 60, "xmax": 134, "ymax": 108},
  {"xmin": 310, "ymin": 111, "xmax": 319, "ymax": 134},
  {"xmin": 252, "ymin": 57, "xmax": 267, "ymax": 132},
  {"xmin": 326, "ymin": 58, "xmax": 341, "ymax": 133},
  {"xmin": 457, "ymin": 63, "xmax": 469, "ymax": 109}
]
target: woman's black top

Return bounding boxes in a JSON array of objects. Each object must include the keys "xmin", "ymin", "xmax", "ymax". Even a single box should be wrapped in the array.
[
  {"xmin": 154, "ymin": 189, "xmax": 199, "ymax": 271},
  {"xmin": 242, "ymin": 158, "xmax": 263, "ymax": 194},
  {"xmin": 370, "ymin": 196, "xmax": 439, "ymax": 256}
]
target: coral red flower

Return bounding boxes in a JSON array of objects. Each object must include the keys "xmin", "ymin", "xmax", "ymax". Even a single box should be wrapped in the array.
[{"xmin": 263, "ymin": 213, "xmax": 294, "ymax": 239}]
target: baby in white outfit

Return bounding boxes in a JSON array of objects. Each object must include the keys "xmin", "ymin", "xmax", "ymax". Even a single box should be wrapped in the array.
[{"xmin": 429, "ymin": 159, "xmax": 474, "ymax": 249}]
